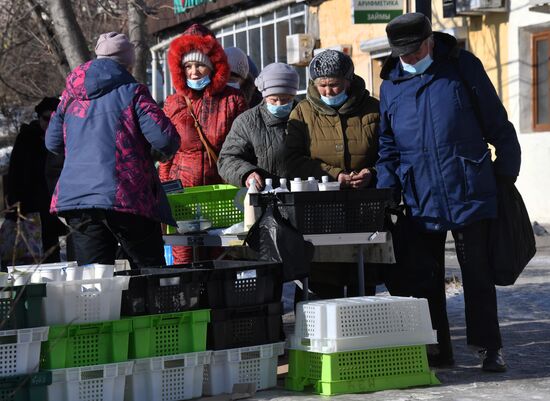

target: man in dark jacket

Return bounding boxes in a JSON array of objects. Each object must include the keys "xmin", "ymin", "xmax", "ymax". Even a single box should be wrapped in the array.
[
  {"xmin": 6, "ymin": 96, "xmax": 67, "ymax": 263},
  {"xmin": 377, "ymin": 13, "xmax": 521, "ymax": 372}
]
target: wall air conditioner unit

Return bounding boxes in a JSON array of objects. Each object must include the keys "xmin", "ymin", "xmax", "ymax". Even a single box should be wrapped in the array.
[
  {"xmin": 456, "ymin": 0, "xmax": 507, "ymax": 15},
  {"xmin": 286, "ymin": 34, "xmax": 315, "ymax": 66}
]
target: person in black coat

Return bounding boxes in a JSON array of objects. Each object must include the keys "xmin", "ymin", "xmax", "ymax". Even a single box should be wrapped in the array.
[{"xmin": 6, "ymin": 96, "xmax": 67, "ymax": 263}]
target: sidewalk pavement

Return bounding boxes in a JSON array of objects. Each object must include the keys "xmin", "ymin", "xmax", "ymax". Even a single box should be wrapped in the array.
[{"xmin": 255, "ymin": 235, "xmax": 550, "ymax": 401}]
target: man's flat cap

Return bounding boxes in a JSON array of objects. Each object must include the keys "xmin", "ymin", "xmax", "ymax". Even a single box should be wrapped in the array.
[{"xmin": 386, "ymin": 13, "xmax": 432, "ymax": 57}]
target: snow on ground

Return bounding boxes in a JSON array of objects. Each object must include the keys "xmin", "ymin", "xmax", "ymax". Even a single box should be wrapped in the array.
[
  {"xmin": 0, "ymin": 146, "xmax": 12, "ymax": 173},
  {"xmin": 275, "ymin": 235, "xmax": 550, "ymax": 401}
]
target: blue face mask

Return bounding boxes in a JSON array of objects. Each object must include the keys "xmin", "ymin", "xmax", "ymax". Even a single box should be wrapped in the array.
[
  {"xmin": 187, "ymin": 75, "xmax": 211, "ymax": 90},
  {"xmin": 227, "ymin": 81, "xmax": 240, "ymax": 89},
  {"xmin": 266, "ymin": 102, "xmax": 293, "ymax": 119},
  {"xmin": 401, "ymin": 53, "xmax": 433, "ymax": 75},
  {"xmin": 321, "ymin": 91, "xmax": 348, "ymax": 107}
]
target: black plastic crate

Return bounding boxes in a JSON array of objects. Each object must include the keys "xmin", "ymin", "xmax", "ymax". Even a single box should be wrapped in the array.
[
  {"xmin": 153, "ymin": 260, "xmax": 283, "ymax": 308},
  {"xmin": 115, "ymin": 269, "xmax": 208, "ymax": 316},
  {"xmin": 0, "ymin": 283, "xmax": 46, "ymax": 330},
  {"xmin": 250, "ymin": 188, "xmax": 393, "ymax": 234},
  {"xmin": 195, "ymin": 260, "xmax": 283, "ymax": 308},
  {"xmin": 0, "ymin": 371, "xmax": 52, "ymax": 401},
  {"xmin": 207, "ymin": 302, "xmax": 284, "ymax": 350}
]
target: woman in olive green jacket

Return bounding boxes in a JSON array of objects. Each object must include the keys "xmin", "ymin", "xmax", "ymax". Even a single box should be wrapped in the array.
[
  {"xmin": 284, "ymin": 49, "xmax": 381, "ymax": 299},
  {"xmin": 285, "ymin": 49, "xmax": 379, "ymax": 188}
]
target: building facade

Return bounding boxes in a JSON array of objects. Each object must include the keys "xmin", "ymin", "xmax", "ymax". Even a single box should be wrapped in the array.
[{"xmin": 149, "ymin": 0, "xmax": 550, "ymax": 221}]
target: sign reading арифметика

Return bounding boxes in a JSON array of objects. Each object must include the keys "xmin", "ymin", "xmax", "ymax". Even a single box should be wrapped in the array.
[
  {"xmin": 173, "ymin": 0, "xmax": 215, "ymax": 14},
  {"xmin": 352, "ymin": 0, "xmax": 404, "ymax": 23}
]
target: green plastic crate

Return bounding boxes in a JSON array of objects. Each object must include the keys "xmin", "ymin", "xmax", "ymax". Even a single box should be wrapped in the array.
[
  {"xmin": 128, "ymin": 309, "xmax": 210, "ymax": 359},
  {"xmin": 40, "ymin": 319, "xmax": 131, "ymax": 369},
  {"xmin": 285, "ymin": 345, "xmax": 440, "ymax": 395},
  {"xmin": 0, "ymin": 283, "xmax": 46, "ymax": 330},
  {"xmin": 0, "ymin": 371, "xmax": 52, "ymax": 401},
  {"xmin": 167, "ymin": 184, "xmax": 243, "ymax": 233}
]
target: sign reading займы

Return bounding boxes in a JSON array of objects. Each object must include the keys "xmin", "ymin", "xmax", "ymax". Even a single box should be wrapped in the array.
[
  {"xmin": 173, "ymin": 0, "xmax": 215, "ymax": 14},
  {"xmin": 352, "ymin": 0, "xmax": 404, "ymax": 23}
]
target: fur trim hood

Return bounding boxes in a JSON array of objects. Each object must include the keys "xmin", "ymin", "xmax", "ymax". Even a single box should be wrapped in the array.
[{"xmin": 168, "ymin": 23, "xmax": 230, "ymax": 96}]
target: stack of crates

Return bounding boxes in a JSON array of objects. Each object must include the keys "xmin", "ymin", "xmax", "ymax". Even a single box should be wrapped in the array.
[
  {"xmin": 1, "ymin": 270, "xmax": 51, "ymax": 401},
  {"xmin": 186, "ymin": 260, "xmax": 285, "ymax": 396},
  {"xmin": 115, "ymin": 267, "xmax": 211, "ymax": 401},
  {"xmin": 17, "ymin": 262, "xmax": 135, "ymax": 401},
  {"xmin": 285, "ymin": 296, "xmax": 441, "ymax": 396},
  {"xmin": 115, "ymin": 259, "xmax": 287, "ymax": 399}
]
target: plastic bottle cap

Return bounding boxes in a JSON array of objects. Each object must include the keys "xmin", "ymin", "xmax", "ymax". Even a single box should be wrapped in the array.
[
  {"xmin": 294, "ymin": 177, "xmax": 301, "ymax": 182},
  {"xmin": 308, "ymin": 177, "xmax": 315, "ymax": 181},
  {"xmin": 265, "ymin": 178, "xmax": 273, "ymax": 185},
  {"xmin": 322, "ymin": 176, "xmax": 329, "ymax": 183}
]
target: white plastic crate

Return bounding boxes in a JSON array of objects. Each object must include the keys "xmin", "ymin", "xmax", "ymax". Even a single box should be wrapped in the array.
[
  {"xmin": 0, "ymin": 326, "xmax": 48, "ymax": 376},
  {"xmin": 43, "ymin": 276, "xmax": 130, "ymax": 325},
  {"xmin": 8, "ymin": 262, "xmax": 78, "ymax": 284},
  {"xmin": 290, "ymin": 296, "xmax": 437, "ymax": 353},
  {"xmin": 203, "ymin": 342, "xmax": 285, "ymax": 396},
  {"xmin": 47, "ymin": 361, "xmax": 134, "ymax": 401},
  {"xmin": 8, "ymin": 263, "xmax": 114, "ymax": 285},
  {"xmin": 125, "ymin": 351, "xmax": 211, "ymax": 401}
]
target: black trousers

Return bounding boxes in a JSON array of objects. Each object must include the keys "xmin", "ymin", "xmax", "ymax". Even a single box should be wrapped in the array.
[
  {"xmin": 386, "ymin": 218, "xmax": 502, "ymax": 354},
  {"xmin": 40, "ymin": 211, "xmax": 66, "ymax": 263},
  {"xmin": 64, "ymin": 209, "xmax": 166, "ymax": 269},
  {"xmin": 451, "ymin": 220, "xmax": 502, "ymax": 349}
]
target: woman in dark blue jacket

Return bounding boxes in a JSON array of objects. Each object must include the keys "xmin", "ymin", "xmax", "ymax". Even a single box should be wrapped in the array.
[{"xmin": 377, "ymin": 14, "xmax": 521, "ymax": 372}]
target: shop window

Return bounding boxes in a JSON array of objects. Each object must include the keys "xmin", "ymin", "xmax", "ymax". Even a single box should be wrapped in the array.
[
  {"xmin": 533, "ymin": 31, "xmax": 550, "ymax": 132},
  {"xmin": 215, "ymin": 4, "xmax": 308, "ymax": 93}
]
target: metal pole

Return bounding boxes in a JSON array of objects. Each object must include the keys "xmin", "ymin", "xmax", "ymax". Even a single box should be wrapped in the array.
[
  {"xmin": 415, "ymin": 0, "xmax": 432, "ymax": 21},
  {"xmin": 357, "ymin": 244, "xmax": 365, "ymax": 296},
  {"xmin": 151, "ymin": 50, "xmax": 159, "ymax": 102}
]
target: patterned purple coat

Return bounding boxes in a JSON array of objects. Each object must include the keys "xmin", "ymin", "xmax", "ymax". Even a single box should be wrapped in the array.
[{"xmin": 46, "ymin": 58, "xmax": 180, "ymax": 225}]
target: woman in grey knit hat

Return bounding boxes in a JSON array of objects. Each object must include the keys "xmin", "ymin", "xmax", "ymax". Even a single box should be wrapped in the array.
[
  {"xmin": 218, "ymin": 62, "xmax": 299, "ymax": 190},
  {"xmin": 285, "ymin": 49, "xmax": 379, "ymax": 188},
  {"xmin": 284, "ymin": 49, "xmax": 381, "ymax": 300}
]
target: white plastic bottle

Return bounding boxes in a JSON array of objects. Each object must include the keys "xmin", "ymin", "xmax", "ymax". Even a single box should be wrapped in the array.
[
  {"xmin": 244, "ymin": 179, "xmax": 259, "ymax": 231},
  {"xmin": 274, "ymin": 178, "xmax": 290, "ymax": 193},
  {"xmin": 319, "ymin": 175, "xmax": 329, "ymax": 191},
  {"xmin": 262, "ymin": 178, "xmax": 274, "ymax": 194},
  {"xmin": 291, "ymin": 177, "xmax": 304, "ymax": 192},
  {"xmin": 307, "ymin": 176, "xmax": 319, "ymax": 191}
]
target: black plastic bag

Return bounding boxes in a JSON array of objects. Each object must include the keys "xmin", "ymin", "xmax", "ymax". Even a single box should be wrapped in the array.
[
  {"xmin": 245, "ymin": 201, "xmax": 313, "ymax": 282},
  {"xmin": 489, "ymin": 182, "xmax": 536, "ymax": 286}
]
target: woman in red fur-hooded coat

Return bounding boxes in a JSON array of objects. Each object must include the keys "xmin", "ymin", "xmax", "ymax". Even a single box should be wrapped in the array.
[{"xmin": 160, "ymin": 23, "xmax": 247, "ymax": 264}]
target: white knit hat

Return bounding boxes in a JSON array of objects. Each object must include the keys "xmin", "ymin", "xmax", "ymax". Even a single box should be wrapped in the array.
[
  {"xmin": 224, "ymin": 47, "xmax": 249, "ymax": 80},
  {"xmin": 181, "ymin": 50, "xmax": 214, "ymax": 70}
]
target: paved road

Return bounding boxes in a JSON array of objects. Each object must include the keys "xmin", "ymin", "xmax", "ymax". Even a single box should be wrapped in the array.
[{"xmin": 250, "ymin": 236, "xmax": 550, "ymax": 401}]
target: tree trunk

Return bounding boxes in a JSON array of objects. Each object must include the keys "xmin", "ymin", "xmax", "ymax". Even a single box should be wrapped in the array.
[
  {"xmin": 27, "ymin": 0, "xmax": 70, "ymax": 77},
  {"xmin": 47, "ymin": 0, "xmax": 91, "ymax": 70},
  {"xmin": 128, "ymin": 0, "xmax": 148, "ymax": 84}
]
